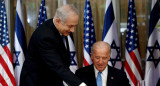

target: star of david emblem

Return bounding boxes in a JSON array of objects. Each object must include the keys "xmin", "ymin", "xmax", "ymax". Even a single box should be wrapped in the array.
[
  {"xmin": 147, "ymin": 40, "xmax": 160, "ymax": 68},
  {"xmin": 13, "ymin": 48, "xmax": 20, "ymax": 68},
  {"xmin": 70, "ymin": 51, "xmax": 77, "ymax": 65},
  {"xmin": 110, "ymin": 40, "xmax": 121, "ymax": 67}
]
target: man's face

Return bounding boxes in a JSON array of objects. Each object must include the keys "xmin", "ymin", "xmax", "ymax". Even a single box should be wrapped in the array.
[
  {"xmin": 91, "ymin": 48, "xmax": 110, "ymax": 72},
  {"xmin": 59, "ymin": 14, "xmax": 79, "ymax": 36}
]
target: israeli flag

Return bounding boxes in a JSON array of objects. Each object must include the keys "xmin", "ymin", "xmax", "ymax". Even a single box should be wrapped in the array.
[
  {"xmin": 102, "ymin": 0, "xmax": 122, "ymax": 69},
  {"xmin": 144, "ymin": 0, "xmax": 160, "ymax": 86},
  {"xmin": 13, "ymin": 0, "xmax": 27, "ymax": 86}
]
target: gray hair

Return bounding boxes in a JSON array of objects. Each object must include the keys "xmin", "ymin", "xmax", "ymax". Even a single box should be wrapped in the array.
[
  {"xmin": 54, "ymin": 4, "xmax": 79, "ymax": 22},
  {"xmin": 91, "ymin": 41, "xmax": 111, "ymax": 56}
]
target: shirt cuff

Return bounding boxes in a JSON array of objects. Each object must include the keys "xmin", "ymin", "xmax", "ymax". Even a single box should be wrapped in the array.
[{"xmin": 79, "ymin": 82, "xmax": 87, "ymax": 86}]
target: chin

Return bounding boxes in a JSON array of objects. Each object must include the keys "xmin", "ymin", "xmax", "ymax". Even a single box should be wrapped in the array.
[
  {"xmin": 98, "ymin": 68, "xmax": 104, "ymax": 72},
  {"xmin": 63, "ymin": 34, "xmax": 69, "ymax": 36},
  {"xmin": 64, "ymin": 33, "xmax": 70, "ymax": 36}
]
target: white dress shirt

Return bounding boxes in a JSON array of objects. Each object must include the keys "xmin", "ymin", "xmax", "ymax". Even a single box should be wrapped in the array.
[
  {"xmin": 94, "ymin": 66, "xmax": 108, "ymax": 86},
  {"xmin": 79, "ymin": 82, "xmax": 87, "ymax": 86}
]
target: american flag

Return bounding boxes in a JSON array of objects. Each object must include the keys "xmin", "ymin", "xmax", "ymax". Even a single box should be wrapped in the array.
[
  {"xmin": 37, "ymin": 0, "xmax": 47, "ymax": 27},
  {"xmin": 83, "ymin": 0, "xmax": 96, "ymax": 66},
  {"xmin": 124, "ymin": 0, "xmax": 142, "ymax": 86},
  {"xmin": 0, "ymin": 0, "xmax": 16, "ymax": 86},
  {"xmin": 13, "ymin": 0, "xmax": 27, "ymax": 86},
  {"xmin": 102, "ymin": 0, "xmax": 122, "ymax": 69},
  {"xmin": 144, "ymin": 0, "xmax": 160, "ymax": 86}
]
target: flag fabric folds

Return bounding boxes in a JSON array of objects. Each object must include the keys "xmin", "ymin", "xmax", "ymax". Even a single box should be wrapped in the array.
[
  {"xmin": 67, "ymin": 33, "xmax": 78, "ymax": 73},
  {"xmin": 144, "ymin": 0, "xmax": 160, "ymax": 86},
  {"xmin": 13, "ymin": 0, "xmax": 27, "ymax": 86},
  {"xmin": 102, "ymin": 0, "xmax": 122, "ymax": 69},
  {"xmin": 83, "ymin": 0, "xmax": 96, "ymax": 66},
  {"xmin": 37, "ymin": 0, "xmax": 47, "ymax": 27},
  {"xmin": 0, "ymin": 0, "xmax": 16, "ymax": 86},
  {"xmin": 124, "ymin": 0, "xmax": 142, "ymax": 86}
]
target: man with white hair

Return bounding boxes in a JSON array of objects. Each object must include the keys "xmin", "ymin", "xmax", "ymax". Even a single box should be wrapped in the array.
[
  {"xmin": 76, "ymin": 41, "xmax": 130, "ymax": 86},
  {"xmin": 20, "ymin": 4, "xmax": 86, "ymax": 86}
]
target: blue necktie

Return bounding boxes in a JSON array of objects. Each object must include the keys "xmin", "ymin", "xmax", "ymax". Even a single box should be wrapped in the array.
[{"xmin": 96, "ymin": 72, "xmax": 102, "ymax": 86}]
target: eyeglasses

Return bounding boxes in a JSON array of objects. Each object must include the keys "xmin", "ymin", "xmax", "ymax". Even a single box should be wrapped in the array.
[{"xmin": 61, "ymin": 22, "xmax": 77, "ymax": 29}]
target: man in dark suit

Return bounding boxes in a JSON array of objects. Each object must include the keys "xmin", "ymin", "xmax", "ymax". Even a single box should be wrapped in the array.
[
  {"xmin": 20, "ymin": 5, "xmax": 86, "ymax": 86},
  {"xmin": 75, "ymin": 41, "xmax": 130, "ymax": 86}
]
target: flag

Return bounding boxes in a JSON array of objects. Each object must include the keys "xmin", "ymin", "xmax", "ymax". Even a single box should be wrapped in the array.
[
  {"xmin": 102, "ymin": 0, "xmax": 122, "ymax": 69},
  {"xmin": 0, "ymin": 0, "xmax": 16, "ymax": 86},
  {"xmin": 83, "ymin": 0, "xmax": 96, "ymax": 66},
  {"xmin": 124, "ymin": 0, "xmax": 142, "ymax": 86},
  {"xmin": 144, "ymin": 0, "xmax": 160, "ymax": 86},
  {"xmin": 37, "ymin": 0, "xmax": 47, "ymax": 27},
  {"xmin": 13, "ymin": 0, "xmax": 27, "ymax": 86},
  {"xmin": 67, "ymin": 33, "xmax": 78, "ymax": 73}
]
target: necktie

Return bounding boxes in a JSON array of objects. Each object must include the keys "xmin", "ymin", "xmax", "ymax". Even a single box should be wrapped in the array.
[
  {"xmin": 65, "ymin": 36, "xmax": 69, "ymax": 52},
  {"xmin": 96, "ymin": 72, "xmax": 102, "ymax": 86},
  {"xmin": 62, "ymin": 35, "xmax": 69, "ymax": 51},
  {"xmin": 62, "ymin": 35, "xmax": 67, "ymax": 48}
]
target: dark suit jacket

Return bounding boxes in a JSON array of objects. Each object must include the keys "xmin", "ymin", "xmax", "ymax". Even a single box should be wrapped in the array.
[
  {"xmin": 157, "ymin": 78, "xmax": 160, "ymax": 86},
  {"xmin": 20, "ymin": 19, "xmax": 82, "ymax": 86},
  {"xmin": 75, "ymin": 64, "xmax": 130, "ymax": 86}
]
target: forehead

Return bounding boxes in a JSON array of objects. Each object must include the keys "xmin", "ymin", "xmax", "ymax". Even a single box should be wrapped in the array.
[
  {"xmin": 65, "ymin": 14, "xmax": 79, "ymax": 24},
  {"xmin": 93, "ymin": 48, "xmax": 108, "ymax": 55}
]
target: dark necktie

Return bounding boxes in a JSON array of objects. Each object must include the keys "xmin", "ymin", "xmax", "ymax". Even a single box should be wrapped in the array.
[
  {"xmin": 65, "ymin": 36, "xmax": 69, "ymax": 52},
  {"xmin": 62, "ymin": 35, "xmax": 69, "ymax": 52}
]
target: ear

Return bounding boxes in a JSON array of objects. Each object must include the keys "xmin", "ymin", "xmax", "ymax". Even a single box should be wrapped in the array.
[
  {"xmin": 107, "ymin": 55, "xmax": 111, "ymax": 60},
  {"xmin": 91, "ymin": 53, "xmax": 94, "ymax": 60},
  {"xmin": 54, "ymin": 18, "xmax": 61, "ymax": 25},
  {"xmin": 91, "ymin": 53, "xmax": 94, "ymax": 62}
]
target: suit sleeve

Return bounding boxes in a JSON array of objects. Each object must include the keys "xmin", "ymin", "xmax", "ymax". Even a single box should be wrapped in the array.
[
  {"xmin": 37, "ymin": 29, "xmax": 82, "ymax": 86},
  {"xmin": 121, "ymin": 71, "xmax": 131, "ymax": 86},
  {"xmin": 115, "ymin": 69, "xmax": 130, "ymax": 86}
]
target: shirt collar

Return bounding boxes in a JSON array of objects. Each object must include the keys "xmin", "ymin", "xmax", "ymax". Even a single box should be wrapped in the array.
[{"xmin": 94, "ymin": 65, "xmax": 108, "ymax": 78}]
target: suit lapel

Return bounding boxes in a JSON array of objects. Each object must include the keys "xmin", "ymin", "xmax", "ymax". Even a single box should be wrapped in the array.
[
  {"xmin": 65, "ymin": 36, "xmax": 70, "ymax": 52},
  {"xmin": 107, "ymin": 66, "xmax": 111, "ymax": 86},
  {"xmin": 89, "ymin": 65, "xmax": 97, "ymax": 86},
  {"xmin": 49, "ymin": 19, "xmax": 69, "ymax": 53},
  {"xmin": 48, "ymin": 19, "xmax": 71, "ymax": 66},
  {"xmin": 107, "ymin": 66, "xmax": 115, "ymax": 86}
]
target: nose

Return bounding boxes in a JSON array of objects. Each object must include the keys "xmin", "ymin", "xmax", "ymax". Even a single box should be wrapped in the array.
[
  {"xmin": 98, "ymin": 58, "xmax": 103, "ymax": 64},
  {"xmin": 70, "ymin": 27, "xmax": 75, "ymax": 32}
]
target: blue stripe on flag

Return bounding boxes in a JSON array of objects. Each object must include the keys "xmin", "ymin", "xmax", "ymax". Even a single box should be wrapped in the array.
[
  {"xmin": 102, "ymin": 2, "xmax": 114, "ymax": 40},
  {"xmin": 149, "ymin": 2, "xmax": 160, "ymax": 37},
  {"xmin": 15, "ymin": 12, "xmax": 27, "ymax": 54}
]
